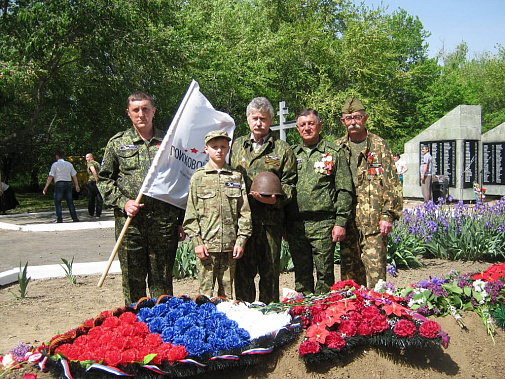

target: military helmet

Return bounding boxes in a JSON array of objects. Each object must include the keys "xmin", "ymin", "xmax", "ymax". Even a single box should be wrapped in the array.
[{"xmin": 250, "ymin": 171, "xmax": 283, "ymax": 196}]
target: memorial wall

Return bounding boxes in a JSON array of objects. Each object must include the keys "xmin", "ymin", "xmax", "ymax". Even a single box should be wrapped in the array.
[{"xmin": 402, "ymin": 105, "xmax": 504, "ymax": 201}]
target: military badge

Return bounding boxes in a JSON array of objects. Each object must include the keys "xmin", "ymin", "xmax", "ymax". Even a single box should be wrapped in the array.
[
  {"xmin": 314, "ymin": 153, "xmax": 333, "ymax": 175},
  {"xmin": 367, "ymin": 152, "xmax": 383, "ymax": 176}
]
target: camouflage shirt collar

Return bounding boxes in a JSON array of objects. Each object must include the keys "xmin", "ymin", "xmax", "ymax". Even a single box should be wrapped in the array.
[
  {"xmin": 125, "ymin": 126, "xmax": 165, "ymax": 144},
  {"xmin": 203, "ymin": 161, "xmax": 234, "ymax": 174},
  {"xmin": 293, "ymin": 136, "xmax": 328, "ymax": 154}
]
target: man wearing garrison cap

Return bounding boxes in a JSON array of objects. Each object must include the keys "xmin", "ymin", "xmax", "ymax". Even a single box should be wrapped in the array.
[{"xmin": 335, "ymin": 97, "xmax": 403, "ymax": 289}]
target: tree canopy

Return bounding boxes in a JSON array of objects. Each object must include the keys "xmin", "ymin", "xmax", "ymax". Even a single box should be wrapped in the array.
[{"xmin": 1, "ymin": 0, "xmax": 503, "ymax": 186}]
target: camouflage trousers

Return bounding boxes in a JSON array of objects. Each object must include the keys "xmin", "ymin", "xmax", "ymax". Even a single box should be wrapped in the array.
[
  {"xmin": 197, "ymin": 252, "xmax": 236, "ymax": 299},
  {"xmin": 115, "ymin": 208, "xmax": 179, "ymax": 305},
  {"xmin": 235, "ymin": 222, "xmax": 282, "ymax": 304},
  {"xmin": 339, "ymin": 218, "xmax": 387, "ymax": 289},
  {"xmin": 286, "ymin": 216, "xmax": 335, "ymax": 295}
]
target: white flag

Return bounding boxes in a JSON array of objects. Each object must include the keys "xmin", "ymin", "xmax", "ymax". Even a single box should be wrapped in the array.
[{"xmin": 140, "ymin": 80, "xmax": 235, "ymax": 209}]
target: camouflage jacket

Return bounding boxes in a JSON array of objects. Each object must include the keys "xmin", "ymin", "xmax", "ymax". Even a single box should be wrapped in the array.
[
  {"xmin": 183, "ymin": 162, "xmax": 252, "ymax": 252},
  {"xmin": 288, "ymin": 138, "xmax": 354, "ymax": 227},
  {"xmin": 86, "ymin": 160, "xmax": 100, "ymax": 182},
  {"xmin": 230, "ymin": 133, "xmax": 297, "ymax": 226},
  {"xmin": 335, "ymin": 131, "xmax": 403, "ymax": 235},
  {"xmin": 98, "ymin": 127, "xmax": 184, "ymax": 221}
]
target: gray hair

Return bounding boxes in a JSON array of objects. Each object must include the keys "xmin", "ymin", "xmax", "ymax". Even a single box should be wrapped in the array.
[{"xmin": 246, "ymin": 97, "xmax": 274, "ymax": 118}]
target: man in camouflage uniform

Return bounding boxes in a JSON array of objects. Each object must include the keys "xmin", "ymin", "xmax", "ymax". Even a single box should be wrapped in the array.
[
  {"xmin": 98, "ymin": 91, "xmax": 185, "ymax": 305},
  {"xmin": 183, "ymin": 130, "xmax": 252, "ymax": 299},
  {"xmin": 85, "ymin": 153, "xmax": 103, "ymax": 217},
  {"xmin": 286, "ymin": 109, "xmax": 354, "ymax": 295},
  {"xmin": 230, "ymin": 97, "xmax": 297, "ymax": 304},
  {"xmin": 335, "ymin": 97, "xmax": 403, "ymax": 289}
]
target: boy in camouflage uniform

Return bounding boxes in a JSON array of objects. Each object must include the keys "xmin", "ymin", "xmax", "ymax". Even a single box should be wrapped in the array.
[
  {"xmin": 287, "ymin": 109, "xmax": 354, "ymax": 295},
  {"xmin": 335, "ymin": 97, "xmax": 403, "ymax": 289},
  {"xmin": 98, "ymin": 91, "xmax": 185, "ymax": 305},
  {"xmin": 230, "ymin": 97, "xmax": 297, "ymax": 304},
  {"xmin": 183, "ymin": 130, "xmax": 252, "ymax": 299}
]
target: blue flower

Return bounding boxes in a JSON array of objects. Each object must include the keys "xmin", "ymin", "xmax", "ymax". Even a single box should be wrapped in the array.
[
  {"xmin": 147, "ymin": 317, "xmax": 164, "ymax": 334},
  {"xmin": 152, "ymin": 303, "xmax": 169, "ymax": 318},
  {"xmin": 175, "ymin": 314, "xmax": 197, "ymax": 333},
  {"xmin": 161, "ymin": 326, "xmax": 176, "ymax": 343},
  {"xmin": 136, "ymin": 307, "xmax": 153, "ymax": 322}
]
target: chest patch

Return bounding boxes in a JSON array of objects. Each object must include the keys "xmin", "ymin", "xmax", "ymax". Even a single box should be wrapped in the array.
[{"xmin": 119, "ymin": 145, "xmax": 138, "ymax": 151}]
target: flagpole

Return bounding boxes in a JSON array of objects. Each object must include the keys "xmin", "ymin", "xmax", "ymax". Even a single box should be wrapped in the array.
[{"xmin": 97, "ymin": 192, "xmax": 143, "ymax": 287}]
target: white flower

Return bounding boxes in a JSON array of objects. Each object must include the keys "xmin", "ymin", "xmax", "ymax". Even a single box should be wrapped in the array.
[
  {"xmin": 473, "ymin": 279, "xmax": 486, "ymax": 292},
  {"xmin": 374, "ymin": 279, "xmax": 386, "ymax": 292}
]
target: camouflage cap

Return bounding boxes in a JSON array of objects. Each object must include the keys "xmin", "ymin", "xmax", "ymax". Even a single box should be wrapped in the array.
[
  {"xmin": 204, "ymin": 130, "xmax": 231, "ymax": 144},
  {"xmin": 342, "ymin": 97, "xmax": 365, "ymax": 114}
]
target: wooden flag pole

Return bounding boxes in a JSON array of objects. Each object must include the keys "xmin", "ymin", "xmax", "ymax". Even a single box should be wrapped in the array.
[{"xmin": 97, "ymin": 192, "xmax": 143, "ymax": 287}]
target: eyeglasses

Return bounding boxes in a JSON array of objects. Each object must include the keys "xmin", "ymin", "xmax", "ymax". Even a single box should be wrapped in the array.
[{"xmin": 343, "ymin": 115, "xmax": 364, "ymax": 122}]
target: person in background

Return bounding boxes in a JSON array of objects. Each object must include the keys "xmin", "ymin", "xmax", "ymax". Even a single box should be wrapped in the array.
[
  {"xmin": 98, "ymin": 91, "xmax": 185, "ymax": 305},
  {"xmin": 0, "ymin": 172, "xmax": 19, "ymax": 215},
  {"xmin": 85, "ymin": 153, "xmax": 103, "ymax": 217},
  {"xmin": 420, "ymin": 144, "xmax": 432, "ymax": 203},
  {"xmin": 183, "ymin": 130, "xmax": 252, "ymax": 299},
  {"xmin": 42, "ymin": 150, "xmax": 81, "ymax": 223},
  {"xmin": 286, "ymin": 108, "xmax": 353, "ymax": 295},
  {"xmin": 335, "ymin": 97, "xmax": 403, "ymax": 289},
  {"xmin": 230, "ymin": 97, "xmax": 297, "ymax": 304},
  {"xmin": 393, "ymin": 152, "xmax": 408, "ymax": 186}
]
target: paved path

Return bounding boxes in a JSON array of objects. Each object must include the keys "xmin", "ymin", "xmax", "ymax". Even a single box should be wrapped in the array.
[
  {"xmin": 0, "ymin": 209, "xmax": 119, "ymax": 285},
  {"xmin": 0, "ymin": 200, "xmax": 425, "ymax": 286}
]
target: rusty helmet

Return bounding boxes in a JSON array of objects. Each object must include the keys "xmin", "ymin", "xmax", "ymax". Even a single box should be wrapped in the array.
[{"xmin": 250, "ymin": 171, "xmax": 283, "ymax": 196}]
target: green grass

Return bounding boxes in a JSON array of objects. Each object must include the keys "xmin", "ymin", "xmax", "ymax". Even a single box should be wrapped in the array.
[{"xmin": 8, "ymin": 191, "xmax": 88, "ymax": 214}]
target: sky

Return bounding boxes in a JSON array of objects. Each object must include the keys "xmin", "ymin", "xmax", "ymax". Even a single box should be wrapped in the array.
[{"xmin": 357, "ymin": 0, "xmax": 505, "ymax": 58}]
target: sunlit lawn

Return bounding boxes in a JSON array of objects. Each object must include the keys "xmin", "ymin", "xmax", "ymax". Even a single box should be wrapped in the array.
[{"xmin": 8, "ymin": 191, "xmax": 88, "ymax": 214}]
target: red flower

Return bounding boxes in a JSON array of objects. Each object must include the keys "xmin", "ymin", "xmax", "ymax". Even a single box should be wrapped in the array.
[
  {"xmin": 289, "ymin": 305, "xmax": 306, "ymax": 317},
  {"xmin": 306, "ymin": 324, "xmax": 330, "ymax": 344},
  {"xmin": 325, "ymin": 331, "xmax": 346, "ymax": 349},
  {"xmin": 100, "ymin": 310, "xmax": 113, "ymax": 318},
  {"xmin": 331, "ymin": 279, "xmax": 360, "ymax": 291},
  {"xmin": 301, "ymin": 316, "xmax": 311, "ymax": 328},
  {"xmin": 166, "ymin": 345, "xmax": 188, "ymax": 362},
  {"xmin": 419, "ymin": 320, "xmax": 441, "ymax": 339},
  {"xmin": 133, "ymin": 322, "xmax": 150, "ymax": 337},
  {"xmin": 102, "ymin": 317, "xmax": 121, "ymax": 329},
  {"xmin": 393, "ymin": 319, "xmax": 417, "ymax": 338},
  {"xmin": 357, "ymin": 322, "xmax": 373, "ymax": 336},
  {"xmin": 309, "ymin": 304, "xmax": 327, "ymax": 318},
  {"xmin": 119, "ymin": 312, "xmax": 138, "ymax": 325},
  {"xmin": 338, "ymin": 319, "xmax": 357, "ymax": 337},
  {"xmin": 104, "ymin": 350, "xmax": 122, "ymax": 366},
  {"xmin": 298, "ymin": 340, "xmax": 321, "ymax": 356},
  {"xmin": 145, "ymin": 333, "xmax": 162, "ymax": 347},
  {"xmin": 361, "ymin": 305, "xmax": 380, "ymax": 321},
  {"xmin": 382, "ymin": 302, "xmax": 410, "ymax": 318},
  {"xmin": 120, "ymin": 348, "xmax": 140, "ymax": 365},
  {"xmin": 23, "ymin": 374, "xmax": 37, "ymax": 379},
  {"xmin": 370, "ymin": 314, "xmax": 389, "ymax": 334}
]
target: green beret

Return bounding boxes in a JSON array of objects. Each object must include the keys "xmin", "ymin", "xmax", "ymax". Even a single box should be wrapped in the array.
[{"xmin": 342, "ymin": 97, "xmax": 365, "ymax": 114}]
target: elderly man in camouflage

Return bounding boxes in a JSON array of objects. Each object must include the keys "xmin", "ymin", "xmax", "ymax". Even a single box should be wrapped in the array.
[
  {"xmin": 98, "ymin": 91, "xmax": 185, "ymax": 305},
  {"xmin": 230, "ymin": 97, "xmax": 297, "ymax": 304},
  {"xmin": 335, "ymin": 97, "xmax": 403, "ymax": 289},
  {"xmin": 286, "ymin": 109, "xmax": 354, "ymax": 295}
]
